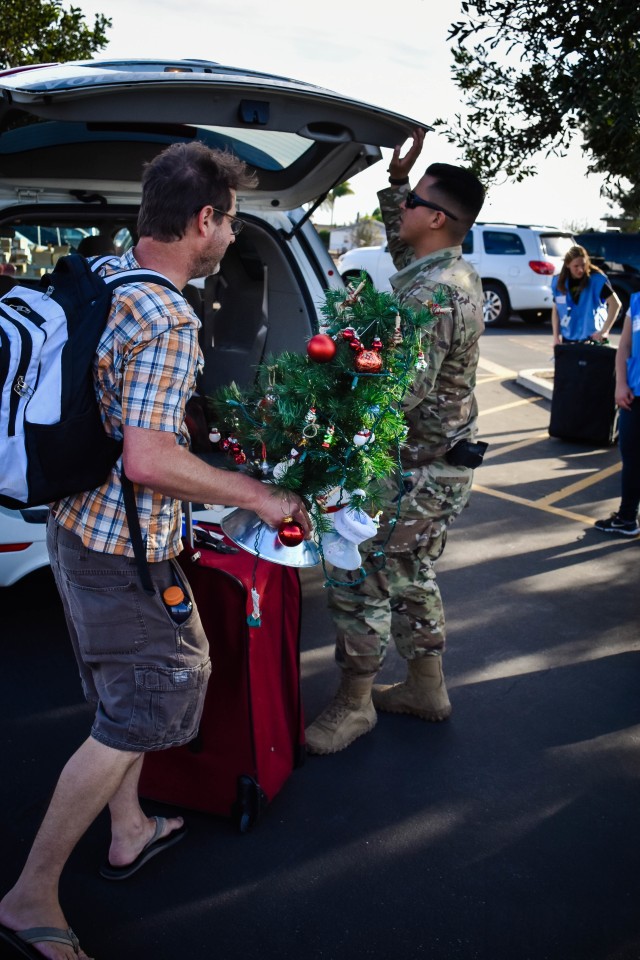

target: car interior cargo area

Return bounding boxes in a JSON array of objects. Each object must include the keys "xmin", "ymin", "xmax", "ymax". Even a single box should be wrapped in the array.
[{"xmin": 0, "ymin": 211, "xmax": 318, "ymax": 395}]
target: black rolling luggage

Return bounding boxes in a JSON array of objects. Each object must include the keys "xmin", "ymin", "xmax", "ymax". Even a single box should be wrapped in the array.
[{"xmin": 549, "ymin": 343, "xmax": 618, "ymax": 446}]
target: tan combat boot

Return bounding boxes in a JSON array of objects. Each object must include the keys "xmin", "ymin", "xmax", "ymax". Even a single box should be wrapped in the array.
[
  {"xmin": 305, "ymin": 674, "xmax": 377, "ymax": 755},
  {"xmin": 372, "ymin": 656, "xmax": 451, "ymax": 721}
]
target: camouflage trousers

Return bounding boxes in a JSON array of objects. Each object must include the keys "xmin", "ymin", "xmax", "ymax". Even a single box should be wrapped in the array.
[{"xmin": 327, "ymin": 458, "xmax": 474, "ymax": 676}]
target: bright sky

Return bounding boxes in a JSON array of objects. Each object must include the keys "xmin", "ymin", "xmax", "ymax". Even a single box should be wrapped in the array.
[{"xmin": 74, "ymin": 0, "xmax": 612, "ymax": 231}]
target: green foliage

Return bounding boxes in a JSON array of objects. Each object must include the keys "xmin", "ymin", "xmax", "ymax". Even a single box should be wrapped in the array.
[
  {"xmin": 320, "ymin": 180, "xmax": 355, "ymax": 224},
  {"xmin": 209, "ymin": 280, "xmax": 440, "ymax": 532},
  {"xmin": 0, "ymin": 0, "xmax": 111, "ymax": 69},
  {"xmin": 436, "ymin": 1, "xmax": 640, "ymax": 218},
  {"xmin": 351, "ymin": 217, "xmax": 382, "ymax": 248},
  {"xmin": 327, "ymin": 182, "xmax": 355, "ymax": 202}
]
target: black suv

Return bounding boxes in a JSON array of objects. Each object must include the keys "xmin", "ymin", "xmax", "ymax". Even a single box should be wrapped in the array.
[{"xmin": 575, "ymin": 232, "xmax": 640, "ymax": 323}]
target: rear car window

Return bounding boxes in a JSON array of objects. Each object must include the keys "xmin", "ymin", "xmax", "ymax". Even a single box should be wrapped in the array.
[
  {"xmin": 482, "ymin": 231, "xmax": 525, "ymax": 255},
  {"xmin": 1, "ymin": 221, "xmax": 128, "ymax": 281},
  {"xmin": 539, "ymin": 234, "xmax": 575, "ymax": 258},
  {"xmin": 462, "ymin": 231, "xmax": 473, "ymax": 255}
]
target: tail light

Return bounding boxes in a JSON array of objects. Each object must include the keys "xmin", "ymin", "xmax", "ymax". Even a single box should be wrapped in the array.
[
  {"xmin": 529, "ymin": 260, "xmax": 555, "ymax": 275},
  {"xmin": 0, "ymin": 543, "xmax": 31, "ymax": 552}
]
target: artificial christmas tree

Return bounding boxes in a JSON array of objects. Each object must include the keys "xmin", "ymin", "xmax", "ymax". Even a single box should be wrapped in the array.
[{"xmin": 208, "ymin": 279, "xmax": 441, "ymax": 577}]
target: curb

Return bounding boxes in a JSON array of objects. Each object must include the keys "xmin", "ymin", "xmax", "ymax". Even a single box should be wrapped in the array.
[{"xmin": 516, "ymin": 367, "xmax": 554, "ymax": 401}]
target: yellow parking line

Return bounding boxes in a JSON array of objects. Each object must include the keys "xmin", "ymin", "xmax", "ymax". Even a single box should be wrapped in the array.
[
  {"xmin": 509, "ymin": 338, "xmax": 554, "ymax": 357},
  {"xmin": 478, "ymin": 396, "xmax": 542, "ymax": 416},
  {"xmin": 536, "ymin": 462, "xmax": 622, "ymax": 506},
  {"xmin": 472, "ymin": 482, "xmax": 595, "ymax": 524},
  {"xmin": 474, "ymin": 352, "xmax": 618, "ymax": 525},
  {"xmin": 484, "ymin": 431, "xmax": 549, "ymax": 460},
  {"xmin": 476, "ymin": 374, "xmax": 508, "ymax": 384}
]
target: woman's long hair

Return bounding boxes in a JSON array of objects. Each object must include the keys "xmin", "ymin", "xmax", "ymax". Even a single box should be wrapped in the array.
[{"xmin": 556, "ymin": 244, "xmax": 604, "ymax": 294}]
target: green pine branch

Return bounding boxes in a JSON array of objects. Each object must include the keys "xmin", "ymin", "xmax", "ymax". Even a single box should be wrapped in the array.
[{"xmin": 207, "ymin": 279, "xmax": 438, "ymax": 519}]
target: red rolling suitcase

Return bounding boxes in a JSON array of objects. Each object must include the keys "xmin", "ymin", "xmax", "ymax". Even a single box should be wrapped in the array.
[{"xmin": 139, "ymin": 519, "xmax": 305, "ymax": 832}]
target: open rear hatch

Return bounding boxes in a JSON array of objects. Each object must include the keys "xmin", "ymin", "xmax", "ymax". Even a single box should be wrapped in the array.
[{"xmin": 0, "ymin": 59, "xmax": 428, "ymax": 211}]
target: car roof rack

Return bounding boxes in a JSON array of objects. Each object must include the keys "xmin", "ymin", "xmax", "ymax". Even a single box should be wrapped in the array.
[{"xmin": 475, "ymin": 221, "xmax": 565, "ymax": 230}]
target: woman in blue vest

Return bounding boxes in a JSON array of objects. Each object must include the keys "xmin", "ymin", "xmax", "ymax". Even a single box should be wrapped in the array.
[
  {"xmin": 551, "ymin": 245, "xmax": 621, "ymax": 345},
  {"xmin": 595, "ymin": 294, "xmax": 640, "ymax": 535}
]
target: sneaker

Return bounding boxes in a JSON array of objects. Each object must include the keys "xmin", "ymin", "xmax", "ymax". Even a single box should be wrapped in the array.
[{"xmin": 594, "ymin": 513, "xmax": 640, "ymax": 536}]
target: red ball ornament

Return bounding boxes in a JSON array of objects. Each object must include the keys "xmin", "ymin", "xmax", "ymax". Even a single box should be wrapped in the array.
[
  {"xmin": 307, "ymin": 334, "xmax": 336, "ymax": 363},
  {"xmin": 354, "ymin": 349, "xmax": 384, "ymax": 373},
  {"xmin": 277, "ymin": 517, "xmax": 305, "ymax": 547}
]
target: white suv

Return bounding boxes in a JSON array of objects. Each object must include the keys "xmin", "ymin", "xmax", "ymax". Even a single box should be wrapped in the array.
[{"xmin": 338, "ymin": 222, "xmax": 575, "ymax": 326}]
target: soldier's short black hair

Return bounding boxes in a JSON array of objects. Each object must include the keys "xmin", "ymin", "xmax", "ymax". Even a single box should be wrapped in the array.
[{"xmin": 425, "ymin": 162, "xmax": 485, "ymax": 231}]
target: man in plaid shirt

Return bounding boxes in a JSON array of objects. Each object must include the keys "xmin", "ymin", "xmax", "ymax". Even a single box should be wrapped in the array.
[{"xmin": 0, "ymin": 142, "xmax": 310, "ymax": 960}]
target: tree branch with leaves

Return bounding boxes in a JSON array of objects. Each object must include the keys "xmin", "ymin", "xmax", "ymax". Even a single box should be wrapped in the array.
[
  {"xmin": 436, "ymin": 1, "xmax": 640, "ymax": 219},
  {"xmin": 1, "ymin": 0, "xmax": 111, "ymax": 69}
]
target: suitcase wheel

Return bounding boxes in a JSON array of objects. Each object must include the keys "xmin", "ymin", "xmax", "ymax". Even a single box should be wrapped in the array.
[{"xmin": 232, "ymin": 775, "xmax": 267, "ymax": 833}]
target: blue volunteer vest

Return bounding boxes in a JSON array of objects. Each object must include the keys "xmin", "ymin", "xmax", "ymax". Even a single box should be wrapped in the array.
[
  {"xmin": 552, "ymin": 271, "xmax": 609, "ymax": 340},
  {"xmin": 627, "ymin": 291, "xmax": 640, "ymax": 396}
]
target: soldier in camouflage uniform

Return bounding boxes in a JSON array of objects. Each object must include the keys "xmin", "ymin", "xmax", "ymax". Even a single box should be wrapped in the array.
[{"xmin": 306, "ymin": 128, "xmax": 486, "ymax": 755}]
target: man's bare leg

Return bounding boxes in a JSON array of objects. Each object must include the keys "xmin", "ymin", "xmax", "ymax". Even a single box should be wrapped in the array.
[
  {"xmin": 0, "ymin": 736, "xmax": 144, "ymax": 960},
  {"xmin": 105, "ymin": 753, "xmax": 183, "ymax": 869}
]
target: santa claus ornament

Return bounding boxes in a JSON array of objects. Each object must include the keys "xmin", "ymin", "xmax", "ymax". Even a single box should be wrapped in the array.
[{"xmin": 353, "ymin": 428, "xmax": 375, "ymax": 447}]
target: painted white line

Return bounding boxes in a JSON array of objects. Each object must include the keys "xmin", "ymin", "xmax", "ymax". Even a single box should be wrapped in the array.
[{"xmin": 477, "ymin": 357, "xmax": 517, "ymax": 378}]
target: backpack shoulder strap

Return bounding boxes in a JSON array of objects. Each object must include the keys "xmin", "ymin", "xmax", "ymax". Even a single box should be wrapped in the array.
[
  {"xmin": 86, "ymin": 254, "xmax": 182, "ymax": 297},
  {"xmin": 103, "ymin": 267, "xmax": 182, "ymax": 297},
  {"xmin": 85, "ymin": 256, "xmax": 181, "ymax": 594},
  {"xmin": 88, "ymin": 255, "xmax": 120, "ymax": 273}
]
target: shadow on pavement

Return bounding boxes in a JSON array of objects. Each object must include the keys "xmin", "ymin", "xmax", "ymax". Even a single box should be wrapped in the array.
[{"xmin": 1, "ymin": 485, "xmax": 639, "ymax": 960}]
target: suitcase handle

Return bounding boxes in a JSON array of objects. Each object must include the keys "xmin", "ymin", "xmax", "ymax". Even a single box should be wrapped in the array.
[{"xmin": 183, "ymin": 501, "xmax": 194, "ymax": 549}]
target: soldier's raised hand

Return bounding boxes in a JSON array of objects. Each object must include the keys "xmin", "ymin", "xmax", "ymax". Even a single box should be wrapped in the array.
[{"xmin": 388, "ymin": 127, "xmax": 426, "ymax": 182}]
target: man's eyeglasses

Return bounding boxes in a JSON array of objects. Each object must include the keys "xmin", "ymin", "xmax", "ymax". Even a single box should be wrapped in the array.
[
  {"xmin": 209, "ymin": 206, "xmax": 244, "ymax": 235},
  {"xmin": 405, "ymin": 191, "xmax": 459, "ymax": 222}
]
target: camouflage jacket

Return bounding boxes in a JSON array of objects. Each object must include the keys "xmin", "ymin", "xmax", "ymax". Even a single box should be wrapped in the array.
[{"xmin": 379, "ymin": 184, "xmax": 484, "ymax": 464}]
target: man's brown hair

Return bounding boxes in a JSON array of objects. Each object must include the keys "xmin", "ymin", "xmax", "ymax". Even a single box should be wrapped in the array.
[{"xmin": 137, "ymin": 141, "xmax": 258, "ymax": 241}]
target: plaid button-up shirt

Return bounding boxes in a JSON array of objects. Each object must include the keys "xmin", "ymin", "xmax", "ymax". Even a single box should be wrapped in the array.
[{"xmin": 53, "ymin": 250, "xmax": 203, "ymax": 561}]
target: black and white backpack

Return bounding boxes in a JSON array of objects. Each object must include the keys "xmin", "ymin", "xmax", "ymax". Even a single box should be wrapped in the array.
[{"xmin": 0, "ymin": 253, "xmax": 180, "ymax": 509}]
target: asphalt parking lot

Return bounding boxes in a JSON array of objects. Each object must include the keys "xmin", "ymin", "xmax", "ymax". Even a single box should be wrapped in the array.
[{"xmin": 2, "ymin": 337, "xmax": 640, "ymax": 960}]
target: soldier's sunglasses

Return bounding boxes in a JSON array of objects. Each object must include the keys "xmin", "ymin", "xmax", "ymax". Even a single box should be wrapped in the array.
[{"xmin": 405, "ymin": 190, "xmax": 459, "ymax": 221}]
